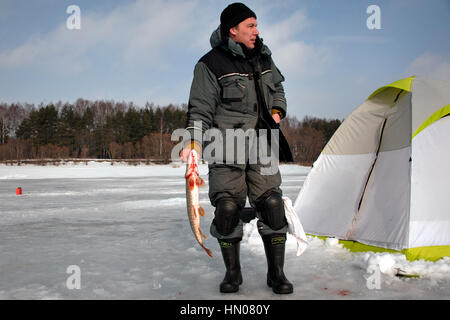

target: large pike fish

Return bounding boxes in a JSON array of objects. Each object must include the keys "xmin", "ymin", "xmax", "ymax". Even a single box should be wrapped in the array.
[{"xmin": 185, "ymin": 150, "xmax": 213, "ymax": 258}]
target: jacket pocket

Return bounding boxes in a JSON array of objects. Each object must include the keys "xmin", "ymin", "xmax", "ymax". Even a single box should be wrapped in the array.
[
  {"xmin": 222, "ymin": 85, "xmax": 244, "ymax": 103},
  {"xmin": 221, "ymin": 79, "xmax": 247, "ymax": 106}
]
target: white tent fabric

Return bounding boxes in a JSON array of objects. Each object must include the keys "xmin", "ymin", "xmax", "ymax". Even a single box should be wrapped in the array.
[
  {"xmin": 350, "ymin": 147, "xmax": 411, "ymax": 250},
  {"xmin": 410, "ymin": 116, "xmax": 450, "ymax": 248},
  {"xmin": 293, "ymin": 76, "xmax": 450, "ymax": 261}
]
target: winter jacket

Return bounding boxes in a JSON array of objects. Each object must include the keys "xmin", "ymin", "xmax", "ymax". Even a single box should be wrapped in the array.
[{"xmin": 186, "ymin": 27, "xmax": 293, "ymax": 163}]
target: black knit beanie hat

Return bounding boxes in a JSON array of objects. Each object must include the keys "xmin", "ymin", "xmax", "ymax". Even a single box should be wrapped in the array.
[{"xmin": 220, "ymin": 2, "xmax": 257, "ymax": 40}]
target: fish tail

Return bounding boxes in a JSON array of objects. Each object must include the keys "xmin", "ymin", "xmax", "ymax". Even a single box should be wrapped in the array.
[{"xmin": 201, "ymin": 244, "xmax": 213, "ymax": 258}]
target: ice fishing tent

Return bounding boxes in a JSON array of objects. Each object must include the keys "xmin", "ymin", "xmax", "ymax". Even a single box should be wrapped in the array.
[{"xmin": 294, "ymin": 76, "xmax": 450, "ymax": 261}]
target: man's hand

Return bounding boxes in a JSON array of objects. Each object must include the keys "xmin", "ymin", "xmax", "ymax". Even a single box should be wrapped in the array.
[
  {"xmin": 180, "ymin": 141, "xmax": 202, "ymax": 163},
  {"xmin": 272, "ymin": 113, "xmax": 281, "ymax": 124},
  {"xmin": 180, "ymin": 147, "xmax": 191, "ymax": 163}
]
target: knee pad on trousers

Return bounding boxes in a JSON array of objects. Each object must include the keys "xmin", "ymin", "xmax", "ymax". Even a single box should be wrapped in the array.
[
  {"xmin": 214, "ymin": 199, "xmax": 240, "ymax": 236},
  {"xmin": 258, "ymin": 192, "xmax": 287, "ymax": 231}
]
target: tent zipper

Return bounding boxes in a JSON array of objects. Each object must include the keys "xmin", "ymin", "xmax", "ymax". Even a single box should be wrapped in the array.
[
  {"xmin": 358, "ymin": 118, "xmax": 388, "ymax": 211},
  {"xmin": 346, "ymin": 118, "xmax": 388, "ymax": 240}
]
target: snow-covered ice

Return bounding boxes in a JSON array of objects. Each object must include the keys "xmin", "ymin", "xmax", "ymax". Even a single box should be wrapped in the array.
[{"xmin": 0, "ymin": 161, "xmax": 449, "ymax": 299}]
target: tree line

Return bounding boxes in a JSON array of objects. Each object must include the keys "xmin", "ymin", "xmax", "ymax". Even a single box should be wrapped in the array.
[
  {"xmin": 0, "ymin": 100, "xmax": 341, "ymax": 165},
  {"xmin": 281, "ymin": 115, "xmax": 342, "ymax": 165}
]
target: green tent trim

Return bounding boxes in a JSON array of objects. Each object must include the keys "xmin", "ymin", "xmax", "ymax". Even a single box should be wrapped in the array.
[
  {"xmin": 403, "ymin": 246, "xmax": 450, "ymax": 262},
  {"xmin": 412, "ymin": 104, "xmax": 450, "ymax": 140},
  {"xmin": 367, "ymin": 76, "xmax": 415, "ymax": 100},
  {"xmin": 310, "ymin": 235, "xmax": 449, "ymax": 262}
]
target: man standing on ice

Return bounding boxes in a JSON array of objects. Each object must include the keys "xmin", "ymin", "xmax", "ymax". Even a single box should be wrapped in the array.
[{"xmin": 182, "ymin": 2, "xmax": 293, "ymax": 294}]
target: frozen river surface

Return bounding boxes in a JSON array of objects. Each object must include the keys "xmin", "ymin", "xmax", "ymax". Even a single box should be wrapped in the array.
[{"xmin": 0, "ymin": 162, "xmax": 449, "ymax": 300}]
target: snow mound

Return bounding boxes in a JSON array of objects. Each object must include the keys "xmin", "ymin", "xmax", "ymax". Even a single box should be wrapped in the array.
[{"xmin": 354, "ymin": 252, "xmax": 450, "ymax": 280}]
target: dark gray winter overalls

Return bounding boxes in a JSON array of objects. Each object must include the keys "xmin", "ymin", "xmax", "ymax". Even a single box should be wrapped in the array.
[{"xmin": 185, "ymin": 27, "xmax": 293, "ymax": 242}]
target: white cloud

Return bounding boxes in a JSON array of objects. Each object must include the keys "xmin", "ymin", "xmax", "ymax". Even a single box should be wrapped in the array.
[
  {"xmin": 0, "ymin": 0, "xmax": 206, "ymax": 72},
  {"xmin": 272, "ymin": 41, "xmax": 333, "ymax": 78},
  {"xmin": 260, "ymin": 10, "xmax": 310, "ymax": 44},
  {"xmin": 406, "ymin": 52, "xmax": 450, "ymax": 82},
  {"xmin": 260, "ymin": 9, "xmax": 333, "ymax": 79},
  {"xmin": 0, "ymin": 1, "xmax": 336, "ymax": 107},
  {"xmin": 0, "ymin": 2, "xmax": 331, "ymax": 79},
  {"xmin": 0, "ymin": 22, "xmax": 87, "ymax": 73},
  {"xmin": 323, "ymin": 35, "xmax": 390, "ymax": 45}
]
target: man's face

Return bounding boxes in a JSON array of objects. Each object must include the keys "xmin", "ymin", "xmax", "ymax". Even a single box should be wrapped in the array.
[{"xmin": 229, "ymin": 17, "xmax": 259, "ymax": 49}]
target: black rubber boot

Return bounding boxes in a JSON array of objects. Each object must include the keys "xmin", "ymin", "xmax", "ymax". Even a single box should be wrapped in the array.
[
  {"xmin": 262, "ymin": 234, "xmax": 293, "ymax": 294},
  {"xmin": 219, "ymin": 240, "xmax": 242, "ymax": 293}
]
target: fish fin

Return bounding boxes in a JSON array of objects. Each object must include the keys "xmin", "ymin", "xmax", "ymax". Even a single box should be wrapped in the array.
[
  {"xmin": 198, "ymin": 206, "xmax": 205, "ymax": 217},
  {"xmin": 185, "ymin": 166, "xmax": 193, "ymax": 179},
  {"xmin": 197, "ymin": 176, "xmax": 206, "ymax": 188},
  {"xmin": 192, "ymin": 206, "xmax": 197, "ymax": 218},
  {"xmin": 188, "ymin": 176, "xmax": 196, "ymax": 191},
  {"xmin": 199, "ymin": 228, "xmax": 207, "ymax": 239}
]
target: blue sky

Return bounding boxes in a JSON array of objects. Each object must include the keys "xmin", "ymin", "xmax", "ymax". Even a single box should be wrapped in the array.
[{"xmin": 1, "ymin": 0, "xmax": 449, "ymax": 120}]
